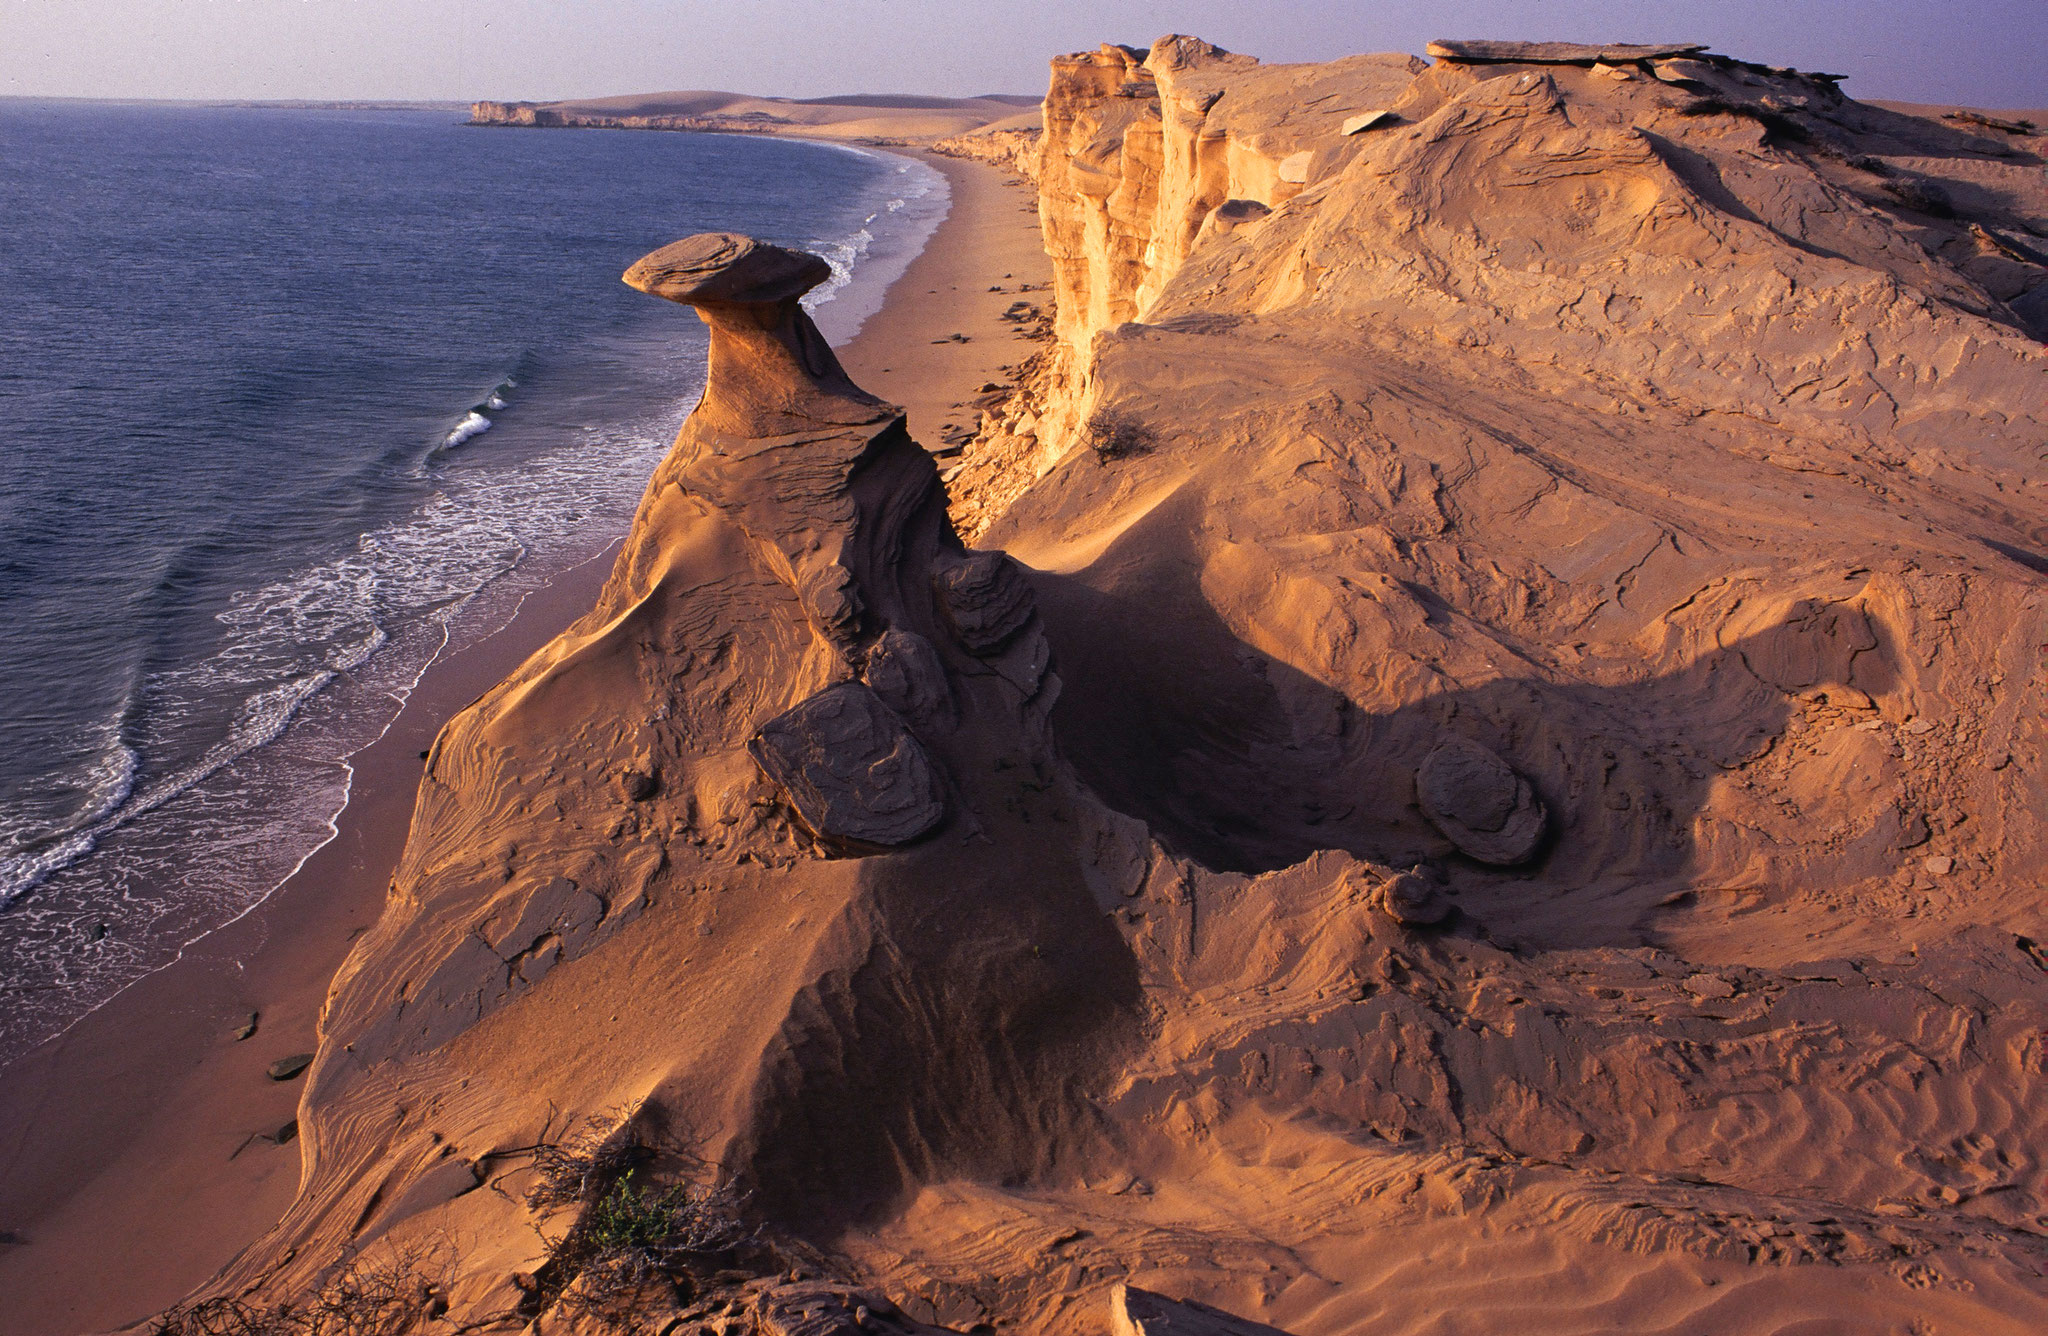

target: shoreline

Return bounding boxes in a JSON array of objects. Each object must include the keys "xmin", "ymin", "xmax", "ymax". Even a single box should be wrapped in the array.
[
  {"xmin": 0, "ymin": 146, "xmax": 1048, "ymax": 1336},
  {"xmin": 0, "ymin": 133, "xmax": 945, "ymax": 1073}
]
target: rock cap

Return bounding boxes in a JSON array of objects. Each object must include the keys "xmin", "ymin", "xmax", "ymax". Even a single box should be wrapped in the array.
[
  {"xmin": 623, "ymin": 231, "xmax": 831, "ymax": 306},
  {"xmin": 1426, "ymin": 39, "xmax": 1708, "ymax": 65}
]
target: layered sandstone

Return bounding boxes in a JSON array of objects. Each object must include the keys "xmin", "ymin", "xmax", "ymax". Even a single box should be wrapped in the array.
[{"xmin": 923, "ymin": 35, "xmax": 2048, "ymax": 1334}]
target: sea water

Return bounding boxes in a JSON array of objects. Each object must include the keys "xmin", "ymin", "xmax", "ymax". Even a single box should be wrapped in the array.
[{"xmin": 0, "ymin": 103, "xmax": 946, "ymax": 1065}]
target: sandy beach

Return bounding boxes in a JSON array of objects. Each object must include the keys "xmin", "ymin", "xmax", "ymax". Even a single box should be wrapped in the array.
[{"xmin": 0, "ymin": 147, "xmax": 1048, "ymax": 1336}]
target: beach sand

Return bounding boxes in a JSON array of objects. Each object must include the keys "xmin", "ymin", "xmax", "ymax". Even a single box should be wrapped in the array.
[{"xmin": 0, "ymin": 148, "xmax": 1048, "ymax": 1336}]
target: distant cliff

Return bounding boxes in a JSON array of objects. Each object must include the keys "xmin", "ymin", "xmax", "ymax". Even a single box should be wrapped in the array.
[{"xmin": 469, "ymin": 90, "xmax": 1036, "ymax": 141}]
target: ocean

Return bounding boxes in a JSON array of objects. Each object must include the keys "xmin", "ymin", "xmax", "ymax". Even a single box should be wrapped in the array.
[{"xmin": 0, "ymin": 102, "xmax": 947, "ymax": 1066}]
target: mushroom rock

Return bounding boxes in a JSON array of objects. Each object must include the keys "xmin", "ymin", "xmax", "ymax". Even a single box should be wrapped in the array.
[
  {"xmin": 200, "ymin": 229, "xmax": 1146, "ymax": 1326},
  {"xmin": 621, "ymin": 231, "xmax": 931, "ymax": 662},
  {"xmin": 749, "ymin": 682, "xmax": 945, "ymax": 851},
  {"xmin": 1416, "ymin": 736, "xmax": 1548, "ymax": 866}
]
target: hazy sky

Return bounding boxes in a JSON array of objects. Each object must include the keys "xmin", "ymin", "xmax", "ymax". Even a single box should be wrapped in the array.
[{"xmin": 4, "ymin": 1, "xmax": 2043, "ymax": 109}]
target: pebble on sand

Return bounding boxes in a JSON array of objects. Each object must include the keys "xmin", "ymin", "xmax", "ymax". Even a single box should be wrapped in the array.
[{"xmin": 266, "ymin": 1052, "xmax": 315, "ymax": 1082}]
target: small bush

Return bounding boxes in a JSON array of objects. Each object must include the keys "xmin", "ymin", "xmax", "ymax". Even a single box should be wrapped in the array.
[
  {"xmin": 151, "ymin": 1248, "xmax": 448, "ymax": 1336},
  {"xmin": 519, "ymin": 1112, "xmax": 754, "ymax": 1318},
  {"xmin": 545, "ymin": 1171, "xmax": 754, "ymax": 1316},
  {"xmin": 1882, "ymin": 177, "xmax": 1956, "ymax": 218},
  {"xmin": 1084, "ymin": 408, "xmax": 1154, "ymax": 462}
]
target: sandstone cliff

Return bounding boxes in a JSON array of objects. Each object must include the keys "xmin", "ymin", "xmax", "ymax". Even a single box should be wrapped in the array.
[
  {"xmin": 931, "ymin": 109, "xmax": 1045, "ymax": 180},
  {"xmin": 161, "ymin": 35, "xmax": 2048, "ymax": 1336}
]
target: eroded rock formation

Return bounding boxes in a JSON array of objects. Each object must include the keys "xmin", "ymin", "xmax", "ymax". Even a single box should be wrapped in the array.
[
  {"xmin": 176, "ymin": 231, "xmax": 1152, "ymax": 1330},
  {"xmin": 922, "ymin": 33, "xmax": 2048, "ymax": 1336}
]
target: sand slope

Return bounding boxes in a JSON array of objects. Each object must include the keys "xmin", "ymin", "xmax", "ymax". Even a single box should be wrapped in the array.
[{"xmin": 150, "ymin": 34, "xmax": 2048, "ymax": 1336}]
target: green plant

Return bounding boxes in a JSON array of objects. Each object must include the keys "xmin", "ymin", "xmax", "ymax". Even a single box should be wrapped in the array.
[{"xmin": 543, "ymin": 1171, "xmax": 754, "ymax": 1315}]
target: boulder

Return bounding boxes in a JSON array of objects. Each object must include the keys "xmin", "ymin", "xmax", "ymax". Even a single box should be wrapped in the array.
[
  {"xmin": 1378, "ymin": 868, "xmax": 1450, "ymax": 926},
  {"xmin": 1416, "ymin": 737, "xmax": 1548, "ymax": 866},
  {"xmin": 749, "ymin": 683, "xmax": 946, "ymax": 850},
  {"xmin": 863, "ymin": 628, "xmax": 957, "ymax": 731},
  {"xmin": 934, "ymin": 551, "xmax": 1037, "ymax": 655},
  {"xmin": 1196, "ymin": 198, "xmax": 1273, "ymax": 248}
]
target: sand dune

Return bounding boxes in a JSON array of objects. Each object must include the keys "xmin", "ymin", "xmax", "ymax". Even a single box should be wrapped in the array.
[{"xmin": 143, "ymin": 33, "xmax": 2048, "ymax": 1336}]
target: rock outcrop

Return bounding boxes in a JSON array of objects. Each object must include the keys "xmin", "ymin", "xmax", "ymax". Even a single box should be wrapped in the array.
[
  {"xmin": 1424, "ymin": 39, "xmax": 1710, "ymax": 64},
  {"xmin": 921, "ymin": 33, "xmax": 2048, "ymax": 1336},
  {"xmin": 1110, "ymin": 1284, "xmax": 1298, "ymax": 1336},
  {"xmin": 932, "ymin": 111, "xmax": 1045, "ymax": 181},
  {"xmin": 174, "ymin": 230, "xmax": 1146, "ymax": 1330}
]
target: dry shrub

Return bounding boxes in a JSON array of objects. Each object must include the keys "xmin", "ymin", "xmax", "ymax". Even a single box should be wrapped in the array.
[
  {"xmin": 546, "ymin": 1171, "xmax": 755, "ymax": 1316},
  {"xmin": 526, "ymin": 1108, "xmax": 650, "ymax": 1210},
  {"xmin": 151, "ymin": 1247, "xmax": 448, "ymax": 1336},
  {"xmin": 1084, "ymin": 408, "xmax": 1154, "ymax": 462}
]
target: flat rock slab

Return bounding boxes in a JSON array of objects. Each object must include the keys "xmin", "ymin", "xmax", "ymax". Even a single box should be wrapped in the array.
[
  {"xmin": 1111, "ymin": 1284, "xmax": 1299, "ymax": 1336},
  {"xmin": 266, "ymin": 1052, "xmax": 315, "ymax": 1081},
  {"xmin": 1427, "ymin": 39, "xmax": 1708, "ymax": 65},
  {"xmin": 750, "ymin": 682, "xmax": 945, "ymax": 850},
  {"xmin": 1341, "ymin": 109, "xmax": 1396, "ymax": 135}
]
